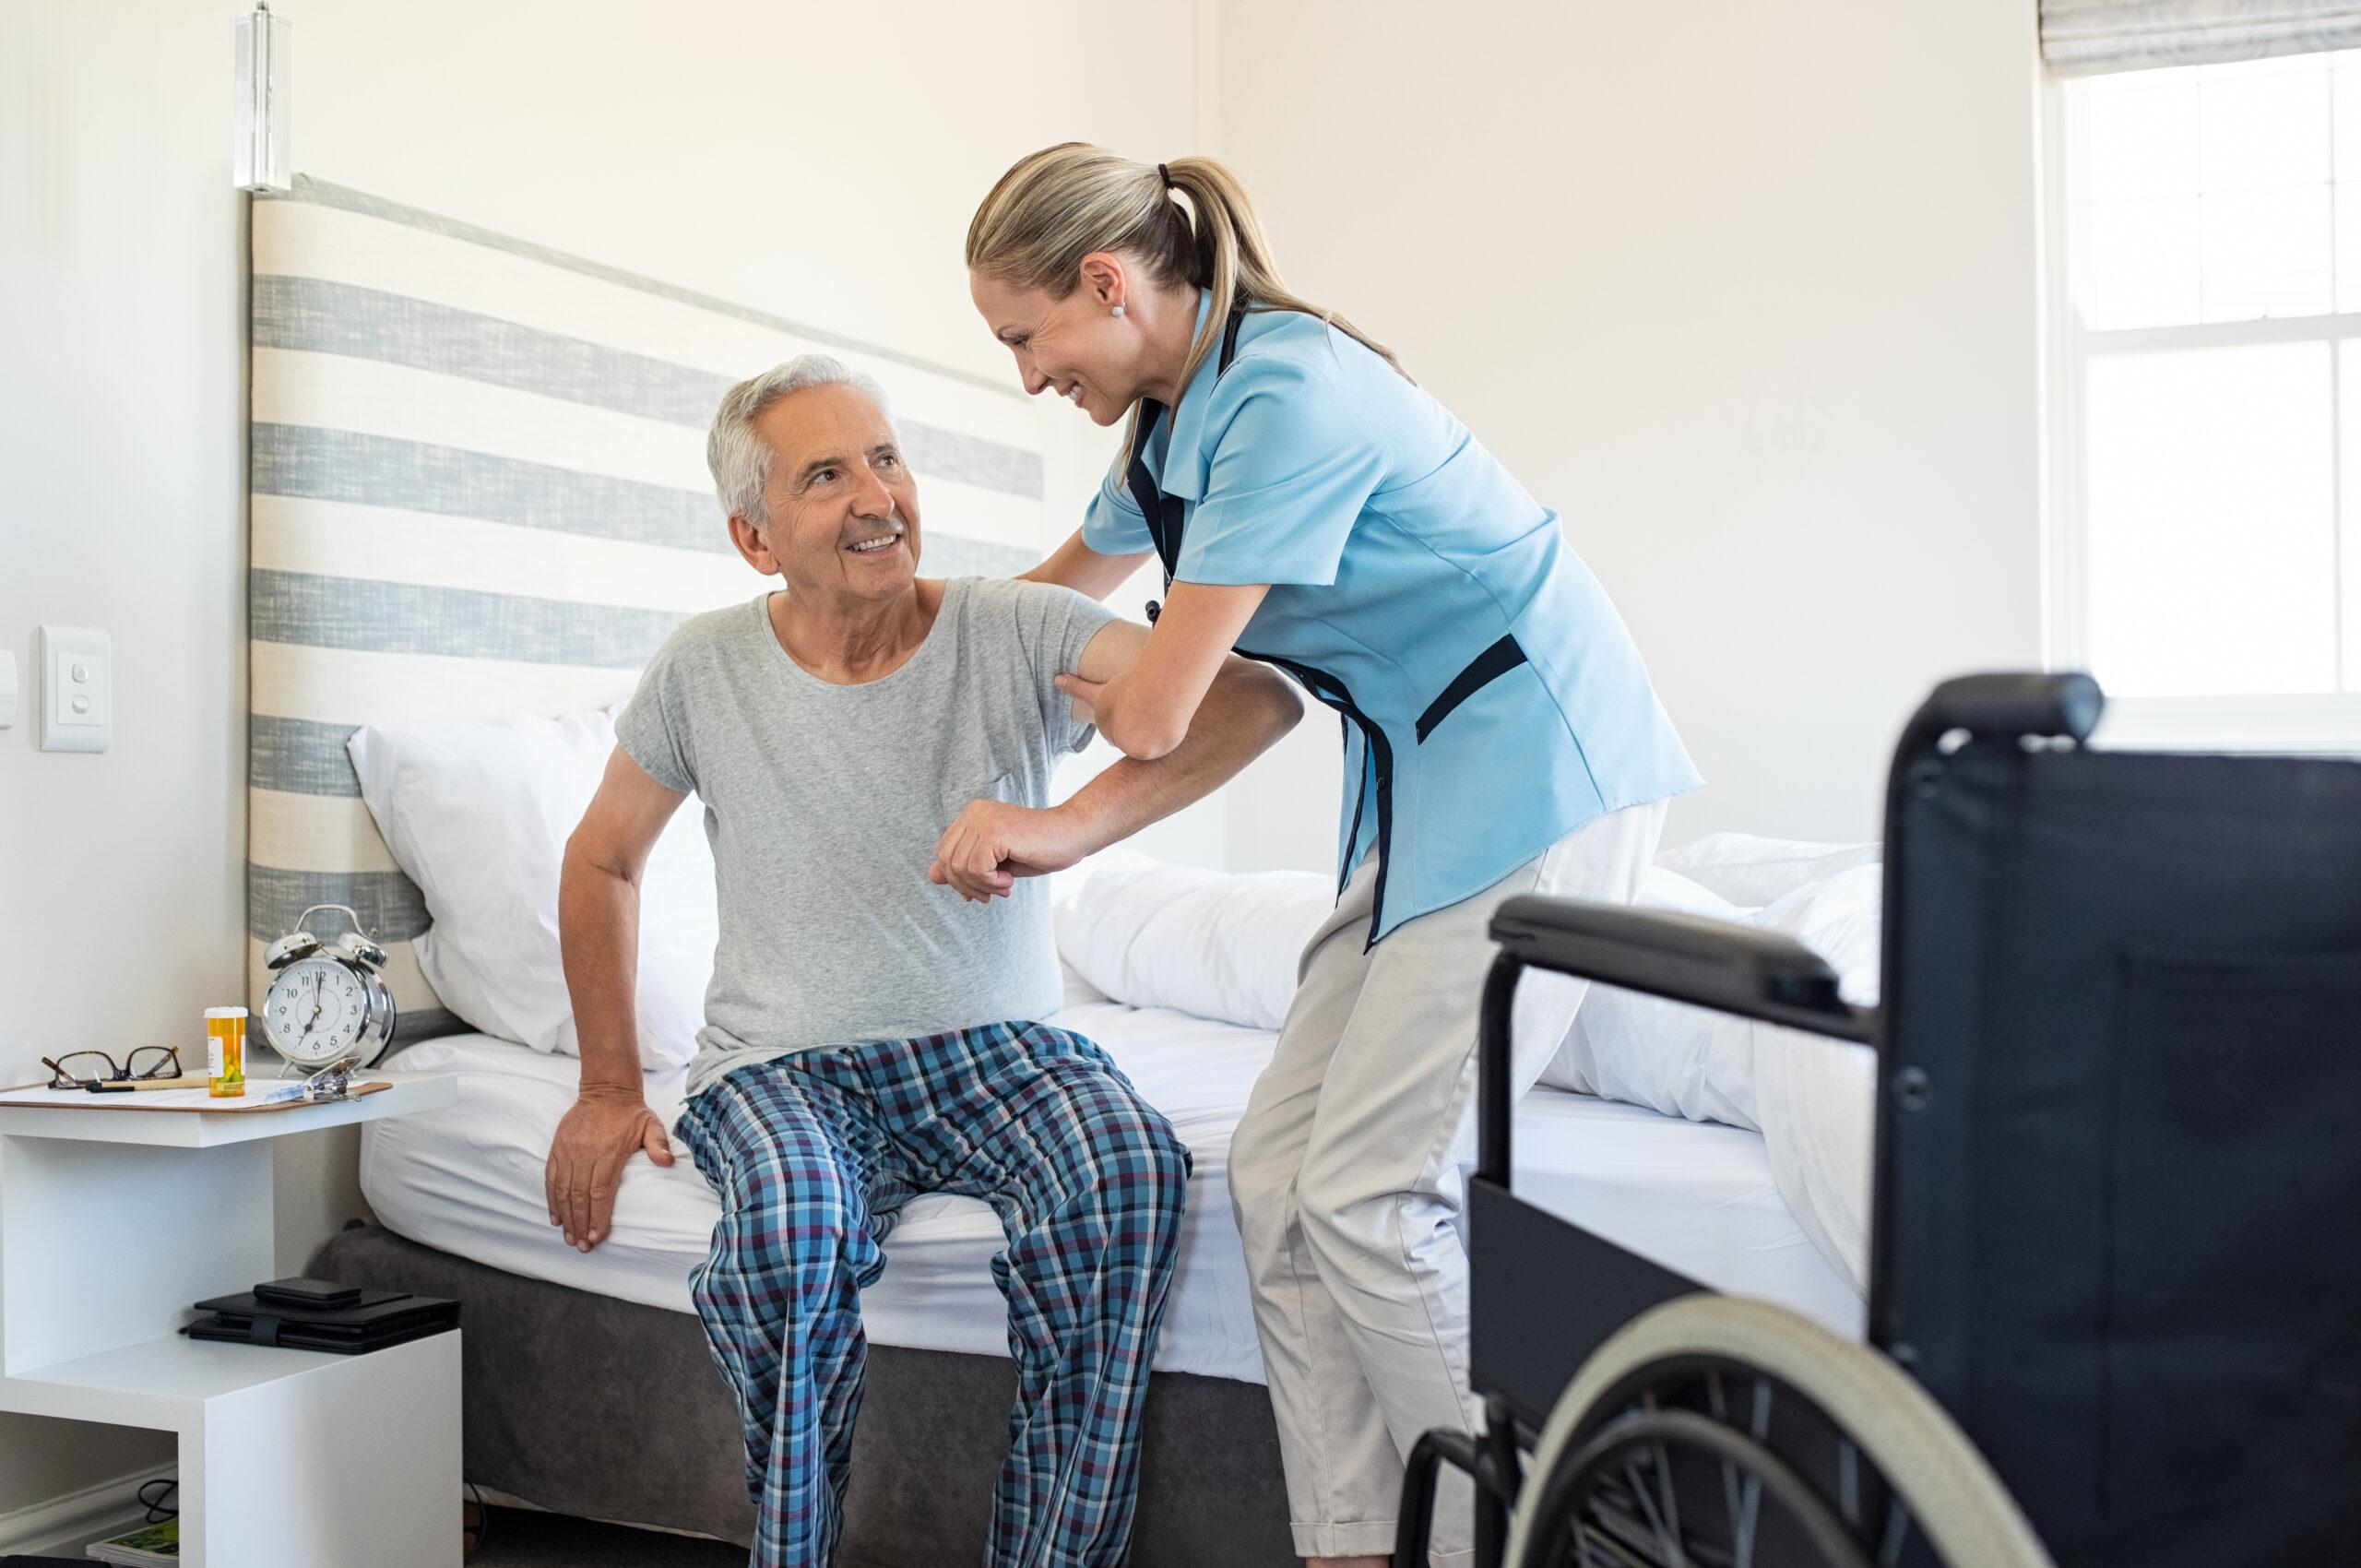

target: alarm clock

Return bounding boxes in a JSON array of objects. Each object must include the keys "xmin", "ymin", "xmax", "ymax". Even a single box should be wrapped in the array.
[{"xmin": 263, "ymin": 904, "xmax": 397, "ymax": 1069}]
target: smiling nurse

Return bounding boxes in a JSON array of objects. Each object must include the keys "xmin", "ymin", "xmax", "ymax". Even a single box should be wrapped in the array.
[{"xmin": 967, "ymin": 144, "xmax": 1702, "ymax": 1568}]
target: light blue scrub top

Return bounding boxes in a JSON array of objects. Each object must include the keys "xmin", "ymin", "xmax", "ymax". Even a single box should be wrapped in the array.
[{"xmin": 1085, "ymin": 297, "xmax": 1701, "ymax": 944}]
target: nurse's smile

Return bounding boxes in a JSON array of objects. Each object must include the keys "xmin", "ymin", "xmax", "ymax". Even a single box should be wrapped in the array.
[{"xmin": 969, "ymin": 261, "xmax": 1199, "ymax": 428}]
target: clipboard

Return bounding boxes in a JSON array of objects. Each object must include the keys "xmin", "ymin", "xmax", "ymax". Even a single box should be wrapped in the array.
[{"xmin": 0, "ymin": 1078, "xmax": 393, "ymax": 1113}]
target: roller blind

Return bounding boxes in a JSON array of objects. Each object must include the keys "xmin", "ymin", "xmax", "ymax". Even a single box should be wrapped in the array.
[{"xmin": 2043, "ymin": 0, "xmax": 2361, "ymax": 75}]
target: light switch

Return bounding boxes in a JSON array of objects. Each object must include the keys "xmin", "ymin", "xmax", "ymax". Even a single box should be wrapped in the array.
[{"xmin": 37, "ymin": 625, "xmax": 111, "ymax": 754}]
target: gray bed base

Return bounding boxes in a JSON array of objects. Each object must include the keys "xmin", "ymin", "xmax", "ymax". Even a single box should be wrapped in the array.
[{"xmin": 310, "ymin": 1224, "xmax": 1297, "ymax": 1566}]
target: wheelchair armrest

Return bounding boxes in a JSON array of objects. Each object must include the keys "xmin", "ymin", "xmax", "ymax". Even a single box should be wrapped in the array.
[
  {"xmin": 1488, "ymin": 896, "xmax": 1879, "ymax": 1045},
  {"xmin": 1475, "ymin": 897, "xmax": 1880, "ymax": 1188}
]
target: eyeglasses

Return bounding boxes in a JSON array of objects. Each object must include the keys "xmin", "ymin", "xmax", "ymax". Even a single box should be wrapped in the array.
[{"xmin": 42, "ymin": 1047, "xmax": 183, "ymax": 1090}]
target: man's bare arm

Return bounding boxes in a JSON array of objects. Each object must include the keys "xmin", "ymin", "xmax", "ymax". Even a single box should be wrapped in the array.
[
  {"xmin": 931, "ymin": 621, "xmax": 1302, "ymax": 900},
  {"xmin": 546, "ymin": 746, "xmax": 687, "ymax": 1249}
]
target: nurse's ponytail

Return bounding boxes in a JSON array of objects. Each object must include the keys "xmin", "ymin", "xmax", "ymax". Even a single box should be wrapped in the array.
[{"xmin": 967, "ymin": 143, "xmax": 1407, "ymax": 409}]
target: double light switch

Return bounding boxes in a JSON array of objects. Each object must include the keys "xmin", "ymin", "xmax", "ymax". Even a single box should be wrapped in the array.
[{"xmin": 38, "ymin": 625, "xmax": 111, "ymax": 753}]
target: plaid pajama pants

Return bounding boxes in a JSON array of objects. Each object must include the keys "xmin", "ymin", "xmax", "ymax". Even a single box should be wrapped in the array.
[{"xmin": 673, "ymin": 1020, "xmax": 1191, "ymax": 1568}]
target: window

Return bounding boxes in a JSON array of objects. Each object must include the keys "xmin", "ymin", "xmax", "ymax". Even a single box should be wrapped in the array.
[{"xmin": 2049, "ymin": 51, "xmax": 2361, "ymax": 750}]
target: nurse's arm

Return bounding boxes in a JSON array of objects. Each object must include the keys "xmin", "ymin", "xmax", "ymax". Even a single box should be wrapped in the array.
[
  {"xmin": 1054, "ymin": 580, "xmax": 1272, "ymax": 761},
  {"xmin": 930, "ymin": 618, "xmax": 1300, "ymax": 900},
  {"xmin": 1018, "ymin": 526, "xmax": 1152, "ymax": 602}
]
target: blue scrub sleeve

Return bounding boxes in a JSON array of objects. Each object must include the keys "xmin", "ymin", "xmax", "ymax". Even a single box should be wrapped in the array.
[
  {"xmin": 1175, "ymin": 355, "xmax": 1385, "ymax": 588},
  {"xmin": 1081, "ymin": 461, "xmax": 1155, "ymax": 556}
]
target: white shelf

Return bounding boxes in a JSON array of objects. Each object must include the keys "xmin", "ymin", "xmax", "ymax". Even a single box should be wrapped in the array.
[
  {"xmin": 0, "ymin": 1332, "xmax": 356, "ymax": 1426},
  {"xmin": 0, "ymin": 1070, "xmax": 456, "ymax": 1146}
]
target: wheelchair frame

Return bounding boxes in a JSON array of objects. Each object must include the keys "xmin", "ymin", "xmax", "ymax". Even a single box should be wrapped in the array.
[{"xmin": 1394, "ymin": 674, "xmax": 2107, "ymax": 1568}]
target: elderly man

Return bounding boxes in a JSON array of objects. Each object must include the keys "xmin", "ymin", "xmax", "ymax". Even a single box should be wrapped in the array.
[{"xmin": 543, "ymin": 353, "xmax": 1299, "ymax": 1568}]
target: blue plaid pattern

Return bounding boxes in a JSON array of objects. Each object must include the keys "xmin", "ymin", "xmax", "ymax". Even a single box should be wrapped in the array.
[{"xmin": 674, "ymin": 1020, "xmax": 1191, "ymax": 1568}]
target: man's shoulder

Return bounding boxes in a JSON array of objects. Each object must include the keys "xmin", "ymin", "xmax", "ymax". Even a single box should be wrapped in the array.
[
  {"xmin": 650, "ymin": 596, "xmax": 762, "ymax": 668},
  {"xmin": 943, "ymin": 575, "xmax": 1112, "ymax": 643}
]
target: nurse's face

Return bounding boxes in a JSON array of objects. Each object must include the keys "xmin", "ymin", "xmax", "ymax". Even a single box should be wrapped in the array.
[{"xmin": 970, "ymin": 260, "xmax": 1145, "ymax": 428}]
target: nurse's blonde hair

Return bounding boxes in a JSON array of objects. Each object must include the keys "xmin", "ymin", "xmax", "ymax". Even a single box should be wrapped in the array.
[{"xmin": 966, "ymin": 144, "xmax": 1407, "ymax": 415}]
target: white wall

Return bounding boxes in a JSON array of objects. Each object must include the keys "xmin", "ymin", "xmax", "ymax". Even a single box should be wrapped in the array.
[
  {"xmin": 1209, "ymin": 0, "xmax": 2046, "ymax": 856},
  {"xmin": 2, "ymin": 0, "xmax": 2050, "ymax": 1526},
  {"xmin": 0, "ymin": 0, "xmax": 1201, "ymax": 1521}
]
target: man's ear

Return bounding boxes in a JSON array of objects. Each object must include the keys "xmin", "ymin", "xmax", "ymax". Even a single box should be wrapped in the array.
[{"xmin": 728, "ymin": 513, "xmax": 779, "ymax": 574}]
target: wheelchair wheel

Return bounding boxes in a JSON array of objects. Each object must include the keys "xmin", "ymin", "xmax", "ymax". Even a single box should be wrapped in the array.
[{"xmin": 1504, "ymin": 1296, "xmax": 2052, "ymax": 1568}]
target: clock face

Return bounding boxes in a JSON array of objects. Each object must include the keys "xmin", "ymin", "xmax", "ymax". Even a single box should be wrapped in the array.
[{"xmin": 266, "ymin": 956, "xmax": 373, "ymax": 1063}]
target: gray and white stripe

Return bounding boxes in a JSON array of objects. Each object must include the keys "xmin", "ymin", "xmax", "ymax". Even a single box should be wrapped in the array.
[{"xmin": 248, "ymin": 175, "xmax": 1045, "ymax": 1042}]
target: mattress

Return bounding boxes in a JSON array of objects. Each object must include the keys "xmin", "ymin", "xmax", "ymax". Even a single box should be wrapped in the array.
[{"xmin": 361, "ymin": 1003, "xmax": 1860, "ymax": 1387}]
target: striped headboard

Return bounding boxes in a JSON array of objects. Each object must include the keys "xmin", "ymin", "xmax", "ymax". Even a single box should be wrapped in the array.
[{"xmin": 247, "ymin": 175, "xmax": 1048, "ymax": 1042}]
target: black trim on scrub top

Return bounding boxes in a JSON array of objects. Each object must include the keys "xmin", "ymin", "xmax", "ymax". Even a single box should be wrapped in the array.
[
  {"xmin": 1120, "ymin": 307, "xmax": 1399, "ymax": 940},
  {"xmin": 1232, "ymin": 644, "xmax": 1394, "ymax": 931},
  {"xmin": 1127, "ymin": 307, "xmax": 1249, "ymax": 604},
  {"xmin": 1414, "ymin": 634, "xmax": 1528, "ymax": 743}
]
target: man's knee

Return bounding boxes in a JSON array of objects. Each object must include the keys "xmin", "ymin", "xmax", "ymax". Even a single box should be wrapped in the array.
[
  {"xmin": 1094, "ymin": 1109, "xmax": 1190, "ymax": 1233},
  {"xmin": 713, "ymin": 1140, "xmax": 869, "ymax": 1285}
]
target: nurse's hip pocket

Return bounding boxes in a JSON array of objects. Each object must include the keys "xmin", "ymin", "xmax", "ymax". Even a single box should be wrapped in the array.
[{"xmin": 1415, "ymin": 634, "xmax": 1532, "ymax": 745}]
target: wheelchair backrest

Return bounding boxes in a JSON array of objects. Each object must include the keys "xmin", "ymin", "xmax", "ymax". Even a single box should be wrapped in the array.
[{"xmin": 1869, "ymin": 693, "xmax": 2361, "ymax": 1566}]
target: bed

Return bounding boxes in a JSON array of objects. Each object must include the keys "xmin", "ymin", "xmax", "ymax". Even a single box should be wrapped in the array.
[{"xmin": 321, "ymin": 838, "xmax": 1875, "ymax": 1562}]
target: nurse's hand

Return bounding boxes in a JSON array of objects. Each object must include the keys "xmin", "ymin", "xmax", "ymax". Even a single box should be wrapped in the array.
[{"xmin": 931, "ymin": 799, "xmax": 1092, "ymax": 902}]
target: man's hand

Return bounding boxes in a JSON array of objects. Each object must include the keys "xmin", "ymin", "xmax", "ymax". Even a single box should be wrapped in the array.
[
  {"xmin": 930, "ymin": 798, "xmax": 1095, "ymax": 902},
  {"xmin": 545, "ymin": 1085, "xmax": 675, "ymax": 1252}
]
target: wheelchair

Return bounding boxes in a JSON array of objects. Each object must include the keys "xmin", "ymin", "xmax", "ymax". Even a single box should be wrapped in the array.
[{"xmin": 1397, "ymin": 674, "xmax": 2361, "ymax": 1568}]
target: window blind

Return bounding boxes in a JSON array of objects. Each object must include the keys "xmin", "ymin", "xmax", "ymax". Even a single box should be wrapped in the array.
[{"xmin": 2043, "ymin": 0, "xmax": 2361, "ymax": 75}]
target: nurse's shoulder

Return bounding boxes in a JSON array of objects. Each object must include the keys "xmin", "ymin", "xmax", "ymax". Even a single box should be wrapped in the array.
[{"xmin": 1210, "ymin": 308, "xmax": 1452, "ymax": 463}]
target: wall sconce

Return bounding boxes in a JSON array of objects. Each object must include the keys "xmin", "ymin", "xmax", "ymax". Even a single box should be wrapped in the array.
[{"xmin": 233, "ymin": 3, "xmax": 291, "ymax": 193}]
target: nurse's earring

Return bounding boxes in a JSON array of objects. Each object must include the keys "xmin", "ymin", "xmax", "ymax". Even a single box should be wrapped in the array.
[{"xmin": 1110, "ymin": 304, "xmax": 1127, "ymax": 318}]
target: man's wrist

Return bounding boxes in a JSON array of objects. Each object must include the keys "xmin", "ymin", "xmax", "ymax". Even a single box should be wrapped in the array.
[{"xmin": 1045, "ymin": 796, "xmax": 1115, "ymax": 861}]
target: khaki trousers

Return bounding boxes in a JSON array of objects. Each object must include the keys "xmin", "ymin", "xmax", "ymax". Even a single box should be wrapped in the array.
[{"xmin": 1228, "ymin": 802, "xmax": 1667, "ymax": 1563}]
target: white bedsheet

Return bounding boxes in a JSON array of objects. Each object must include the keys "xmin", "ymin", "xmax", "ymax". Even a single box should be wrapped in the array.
[{"xmin": 362, "ymin": 1004, "xmax": 1861, "ymax": 1386}]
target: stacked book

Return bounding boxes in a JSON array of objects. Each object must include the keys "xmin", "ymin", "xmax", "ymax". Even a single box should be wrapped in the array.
[
  {"xmin": 86, "ymin": 1518, "xmax": 177, "ymax": 1563},
  {"xmin": 183, "ymin": 1277, "xmax": 458, "ymax": 1353}
]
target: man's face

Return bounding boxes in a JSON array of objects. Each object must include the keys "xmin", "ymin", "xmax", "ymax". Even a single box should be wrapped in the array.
[{"xmin": 733, "ymin": 382, "xmax": 921, "ymax": 600}]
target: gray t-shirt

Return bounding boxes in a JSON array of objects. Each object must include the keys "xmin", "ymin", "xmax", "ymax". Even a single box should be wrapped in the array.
[{"xmin": 614, "ymin": 576, "xmax": 1117, "ymax": 1098}]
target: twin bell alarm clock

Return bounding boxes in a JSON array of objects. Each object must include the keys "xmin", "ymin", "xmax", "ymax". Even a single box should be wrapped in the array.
[{"xmin": 263, "ymin": 903, "xmax": 397, "ymax": 1069}]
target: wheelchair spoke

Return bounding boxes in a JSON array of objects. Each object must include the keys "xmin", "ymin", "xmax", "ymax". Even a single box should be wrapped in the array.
[
  {"xmin": 1705, "ymin": 1373, "xmax": 1745, "ymax": 1549},
  {"xmin": 1621, "ymin": 1455, "xmax": 1685, "ymax": 1568},
  {"xmin": 1877, "ymin": 1494, "xmax": 1912, "ymax": 1567},
  {"xmin": 1575, "ymin": 1519, "xmax": 1651, "ymax": 1568},
  {"xmin": 1731, "ymin": 1377, "xmax": 1772, "ymax": 1568},
  {"xmin": 1639, "ymin": 1392, "xmax": 1685, "ymax": 1551},
  {"xmin": 1651, "ymin": 1436, "xmax": 1684, "ymax": 1561}
]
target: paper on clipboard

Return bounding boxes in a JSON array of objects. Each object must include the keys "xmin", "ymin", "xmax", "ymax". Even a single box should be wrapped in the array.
[{"xmin": 0, "ymin": 1078, "xmax": 392, "ymax": 1113}]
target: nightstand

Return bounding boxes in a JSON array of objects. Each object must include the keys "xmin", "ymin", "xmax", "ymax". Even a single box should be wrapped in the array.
[{"xmin": 0, "ymin": 1072, "xmax": 460, "ymax": 1567}]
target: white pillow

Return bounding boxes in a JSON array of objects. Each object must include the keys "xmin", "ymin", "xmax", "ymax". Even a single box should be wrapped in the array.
[
  {"xmin": 1056, "ymin": 862, "xmax": 1333, "ymax": 1030},
  {"xmin": 1536, "ymin": 846, "xmax": 1884, "ymax": 1131},
  {"xmin": 347, "ymin": 709, "xmax": 716, "ymax": 1069},
  {"xmin": 1536, "ymin": 866, "xmax": 1762, "ymax": 1124},
  {"xmin": 1654, "ymin": 833, "xmax": 1881, "ymax": 909}
]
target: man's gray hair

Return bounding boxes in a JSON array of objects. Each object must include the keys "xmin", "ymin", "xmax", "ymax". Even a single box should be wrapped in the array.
[{"xmin": 706, "ymin": 354, "xmax": 894, "ymax": 525}]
